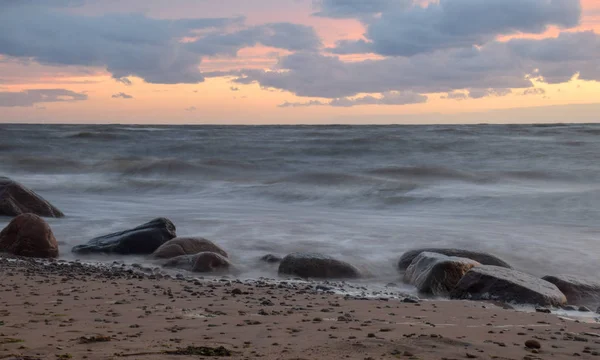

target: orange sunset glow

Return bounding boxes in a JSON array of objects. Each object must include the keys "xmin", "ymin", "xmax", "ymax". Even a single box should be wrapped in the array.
[{"xmin": 1, "ymin": 0, "xmax": 599, "ymax": 124}]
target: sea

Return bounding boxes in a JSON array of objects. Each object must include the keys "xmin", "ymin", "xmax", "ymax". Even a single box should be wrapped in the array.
[{"xmin": 1, "ymin": 123, "xmax": 600, "ymax": 291}]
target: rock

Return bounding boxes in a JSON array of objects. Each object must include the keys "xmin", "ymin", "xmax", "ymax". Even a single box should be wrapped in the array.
[
  {"xmin": 163, "ymin": 252, "xmax": 231, "ymax": 273},
  {"xmin": 541, "ymin": 275, "xmax": 600, "ymax": 306},
  {"xmin": 278, "ymin": 253, "xmax": 361, "ymax": 279},
  {"xmin": 450, "ymin": 266, "xmax": 567, "ymax": 307},
  {"xmin": 72, "ymin": 218, "xmax": 176, "ymax": 255},
  {"xmin": 260, "ymin": 254, "xmax": 282, "ymax": 263},
  {"xmin": 578, "ymin": 306, "xmax": 591, "ymax": 312},
  {"xmin": 0, "ymin": 177, "xmax": 64, "ymax": 218},
  {"xmin": 525, "ymin": 339, "xmax": 541, "ymax": 349},
  {"xmin": 403, "ymin": 252, "xmax": 480, "ymax": 296},
  {"xmin": 398, "ymin": 248, "xmax": 511, "ymax": 271},
  {"xmin": 0, "ymin": 213, "xmax": 59, "ymax": 258},
  {"xmin": 152, "ymin": 237, "xmax": 227, "ymax": 259}
]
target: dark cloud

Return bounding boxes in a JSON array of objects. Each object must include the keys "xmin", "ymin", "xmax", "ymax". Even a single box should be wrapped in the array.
[
  {"xmin": 186, "ymin": 23, "xmax": 321, "ymax": 57},
  {"xmin": 115, "ymin": 77, "xmax": 132, "ymax": 86},
  {"xmin": 522, "ymin": 88, "xmax": 546, "ymax": 96},
  {"xmin": 233, "ymin": 31, "xmax": 600, "ymax": 99},
  {"xmin": 230, "ymin": 86, "xmax": 240, "ymax": 91},
  {"xmin": 0, "ymin": 89, "xmax": 87, "ymax": 107},
  {"xmin": 467, "ymin": 88, "xmax": 512, "ymax": 99},
  {"xmin": 111, "ymin": 92, "xmax": 133, "ymax": 99},
  {"xmin": 328, "ymin": 0, "xmax": 581, "ymax": 56},
  {"xmin": 0, "ymin": 6, "xmax": 319, "ymax": 85}
]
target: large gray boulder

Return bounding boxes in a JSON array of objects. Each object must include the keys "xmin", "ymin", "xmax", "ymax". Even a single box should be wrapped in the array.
[
  {"xmin": 0, "ymin": 177, "xmax": 64, "ymax": 218},
  {"xmin": 278, "ymin": 253, "xmax": 361, "ymax": 279},
  {"xmin": 72, "ymin": 218, "xmax": 176, "ymax": 255},
  {"xmin": 398, "ymin": 248, "xmax": 511, "ymax": 271},
  {"xmin": 163, "ymin": 252, "xmax": 231, "ymax": 273},
  {"xmin": 403, "ymin": 252, "xmax": 480, "ymax": 296},
  {"xmin": 542, "ymin": 275, "xmax": 600, "ymax": 306},
  {"xmin": 451, "ymin": 266, "xmax": 567, "ymax": 307},
  {"xmin": 152, "ymin": 237, "xmax": 227, "ymax": 259},
  {"xmin": 0, "ymin": 213, "xmax": 59, "ymax": 258}
]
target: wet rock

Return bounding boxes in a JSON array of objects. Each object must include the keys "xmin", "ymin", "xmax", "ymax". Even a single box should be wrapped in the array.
[
  {"xmin": 72, "ymin": 218, "xmax": 176, "ymax": 255},
  {"xmin": 398, "ymin": 248, "xmax": 511, "ymax": 271},
  {"xmin": 0, "ymin": 177, "xmax": 64, "ymax": 218},
  {"xmin": 163, "ymin": 252, "xmax": 231, "ymax": 273},
  {"xmin": 541, "ymin": 275, "xmax": 600, "ymax": 306},
  {"xmin": 403, "ymin": 252, "xmax": 480, "ymax": 296},
  {"xmin": 152, "ymin": 237, "xmax": 227, "ymax": 259},
  {"xmin": 450, "ymin": 266, "xmax": 567, "ymax": 307},
  {"xmin": 260, "ymin": 254, "xmax": 282, "ymax": 263},
  {"xmin": 278, "ymin": 253, "xmax": 361, "ymax": 279},
  {"xmin": 0, "ymin": 213, "xmax": 59, "ymax": 258}
]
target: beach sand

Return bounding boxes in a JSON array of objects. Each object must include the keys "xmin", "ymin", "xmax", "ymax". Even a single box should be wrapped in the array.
[{"xmin": 1, "ymin": 257, "xmax": 599, "ymax": 360}]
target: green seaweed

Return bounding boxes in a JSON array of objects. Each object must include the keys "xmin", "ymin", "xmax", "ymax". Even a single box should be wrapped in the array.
[
  {"xmin": 78, "ymin": 335, "xmax": 111, "ymax": 344},
  {"xmin": 0, "ymin": 338, "xmax": 24, "ymax": 345}
]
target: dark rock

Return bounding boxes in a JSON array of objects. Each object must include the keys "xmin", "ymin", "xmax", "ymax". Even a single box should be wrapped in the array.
[
  {"xmin": 163, "ymin": 252, "xmax": 231, "ymax": 273},
  {"xmin": 541, "ymin": 275, "xmax": 600, "ymax": 306},
  {"xmin": 535, "ymin": 307, "xmax": 551, "ymax": 314},
  {"xmin": 260, "ymin": 254, "xmax": 282, "ymax": 263},
  {"xmin": 398, "ymin": 248, "xmax": 511, "ymax": 271},
  {"xmin": 525, "ymin": 339, "xmax": 541, "ymax": 349},
  {"xmin": 278, "ymin": 253, "xmax": 361, "ymax": 279},
  {"xmin": 72, "ymin": 218, "xmax": 176, "ymax": 255},
  {"xmin": 0, "ymin": 213, "xmax": 59, "ymax": 258},
  {"xmin": 152, "ymin": 237, "xmax": 227, "ymax": 259},
  {"xmin": 578, "ymin": 306, "xmax": 591, "ymax": 312},
  {"xmin": 450, "ymin": 266, "xmax": 567, "ymax": 307},
  {"xmin": 403, "ymin": 252, "xmax": 480, "ymax": 296},
  {"xmin": 0, "ymin": 177, "xmax": 64, "ymax": 218}
]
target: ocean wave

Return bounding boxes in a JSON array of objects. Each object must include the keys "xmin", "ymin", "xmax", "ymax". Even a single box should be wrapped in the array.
[
  {"xmin": 63, "ymin": 131, "xmax": 129, "ymax": 140},
  {"xmin": 368, "ymin": 166, "xmax": 483, "ymax": 182}
]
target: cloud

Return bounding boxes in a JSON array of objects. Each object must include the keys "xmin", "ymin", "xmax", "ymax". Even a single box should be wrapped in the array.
[
  {"xmin": 185, "ymin": 106, "xmax": 197, "ymax": 111},
  {"xmin": 279, "ymin": 91, "xmax": 427, "ymax": 107},
  {"xmin": 0, "ymin": 88, "xmax": 87, "ymax": 107},
  {"xmin": 467, "ymin": 88, "xmax": 512, "ymax": 99},
  {"xmin": 522, "ymin": 88, "xmax": 546, "ymax": 96},
  {"xmin": 0, "ymin": 5, "xmax": 320, "ymax": 85},
  {"xmin": 233, "ymin": 31, "xmax": 600, "ymax": 99},
  {"xmin": 328, "ymin": 0, "xmax": 581, "ymax": 56},
  {"xmin": 230, "ymin": 86, "xmax": 240, "ymax": 91},
  {"xmin": 115, "ymin": 77, "xmax": 132, "ymax": 86},
  {"xmin": 186, "ymin": 23, "xmax": 321, "ymax": 57},
  {"xmin": 313, "ymin": 0, "xmax": 411, "ymax": 19},
  {"xmin": 111, "ymin": 92, "xmax": 133, "ymax": 99},
  {"xmin": 442, "ymin": 91, "xmax": 469, "ymax": 100}
]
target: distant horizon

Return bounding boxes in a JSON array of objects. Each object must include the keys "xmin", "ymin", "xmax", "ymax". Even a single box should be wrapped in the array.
[{"xmin": 1, "ymin": 0, "xmax": 599, "ymax": 124}]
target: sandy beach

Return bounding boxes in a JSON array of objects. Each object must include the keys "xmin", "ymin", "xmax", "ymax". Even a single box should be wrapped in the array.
[{"xmin": 1, "ymin": 257, "xmax": 599, "ymax": 360}]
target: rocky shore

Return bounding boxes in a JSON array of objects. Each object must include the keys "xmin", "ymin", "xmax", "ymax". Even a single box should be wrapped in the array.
[{"xmin": 2, "ymin": 256, "xmax": 600, "ymax": 360}]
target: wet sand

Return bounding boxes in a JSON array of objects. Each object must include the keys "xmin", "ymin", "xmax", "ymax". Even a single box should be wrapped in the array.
[{"xmin": 1, "ymin": 257, "xmax": 600, "ymax": 360}]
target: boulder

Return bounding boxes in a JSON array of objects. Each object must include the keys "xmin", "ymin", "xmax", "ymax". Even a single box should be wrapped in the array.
[
  {"xmin": 403, "ymin": 252, "xmax": 480, "ymax": 296},
  {"xmin": 163, "ymin": 252, "xmax": 231, "ymax": 273},
  {"xmin": 398, "ymin": 248, "xmax": 511, "ymax": 270},
  {"xmin": 0, "ymin": 213, "xmax": 59, "ymax": 258},
  {"xmin": 260, "ymin": 254, "xmax": 282, "ymax": 263},
  {"xmin": 541, "ymin": 275, "xmax": 600, "ymax": 306},
  {"xmin": 152, "ymin": 237, "xmax": 227, "ymax": 259},
  {"xmin": 0, "ymin": 177, "xmax": 64, "ymax": 218},
  {"xmin": 278, "ymin": 253, "xmax": 361, "ymax": 279},
  {"xmin": 450, "ymin": 266, "xmax": 567, "ymax": 306},
  {"xmin": 72, "ymin": 218, "xmax": 176, "ymax": 255}
]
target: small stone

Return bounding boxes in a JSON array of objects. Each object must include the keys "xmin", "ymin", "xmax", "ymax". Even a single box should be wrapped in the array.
[{"xmin": 525, "ymin": 339, "xmax": 541, "ymax": 349}]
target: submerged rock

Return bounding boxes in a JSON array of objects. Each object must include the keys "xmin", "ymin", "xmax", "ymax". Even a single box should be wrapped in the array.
[
  {"xmin": 152, "ymin": 237, "xmax": 227, "ymax": 259},
  {"xmin": 72, "ymin": 218, "xmax": 176, "ymax": 255},
  {"xmin": 0, "ymin": 213, "xmax": 59, "ymax": 258},
  {"xmin": 0, "ymin": 177, "xmax": 64, "ymax": 218},
  {"xmin": 541, "ymin": 275, "xmax": 600, "ymax": 306},
  {"xmin": 260, "ymin": 254, "xmax": 282, "ymax": 263},
  {"xmin": 163, "ymin": 252, "xmax": 231, "ymax": 273},
  {"xmin": 450, "ymin": 265, "xmax": 567, "ymax": 307},
  {"xmin": 278, "ymin": 253, "xmax": 361, "ymax": 279},
  {"xmin": 398, "ymin": 248, "xmax": 511, "ymax": 271},
  {"xmin": 403, "ymin": 252, "xmax": 480, "ymax": 296}
]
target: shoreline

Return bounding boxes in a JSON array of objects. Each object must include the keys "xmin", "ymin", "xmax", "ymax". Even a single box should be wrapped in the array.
[{"xmin": 2, "ymin": 256, "xmax": 600, "ymax": 359}]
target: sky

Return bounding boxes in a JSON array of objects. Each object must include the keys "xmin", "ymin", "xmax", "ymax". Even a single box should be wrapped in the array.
[{"xmin": 0, "ymin": 0, "xmax": 599, "ymax": 124}]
